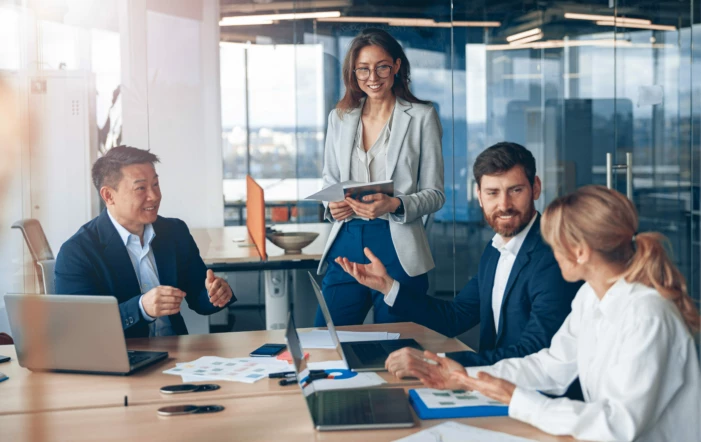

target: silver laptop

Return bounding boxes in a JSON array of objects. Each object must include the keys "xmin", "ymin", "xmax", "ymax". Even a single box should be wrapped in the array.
[
  {"xmin": 308, "ymin": 272, "xmax": 423, "ymax": 372},
  {"xmin": 285, "ymin": 312, "xmax": 414, "ymax": 431},
  {"xmin": 5, "ymin": 294, "xmax": 168, "ymax": 375}
]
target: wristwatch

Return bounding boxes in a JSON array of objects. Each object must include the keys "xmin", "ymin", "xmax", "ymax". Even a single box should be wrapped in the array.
[{"xmin": 393, "ymin": 198, "xmax": 405, "ymax": 216}]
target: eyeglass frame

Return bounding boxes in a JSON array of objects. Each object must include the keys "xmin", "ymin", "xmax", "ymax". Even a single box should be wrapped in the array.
[{"xmin": 353, "ymin": 64, "xmax": 394, "ymax": 81}]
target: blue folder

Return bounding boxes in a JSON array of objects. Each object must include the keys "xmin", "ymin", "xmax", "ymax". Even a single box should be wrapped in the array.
[{"xmin": 408, "ymin": 389, "xmax": 509, "ymax": 420}]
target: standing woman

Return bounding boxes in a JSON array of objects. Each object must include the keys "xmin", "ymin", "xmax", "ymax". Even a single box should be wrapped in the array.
[
  {"xmin": 414, "ymin": 186, "xmax": 700, "ymax": 441},
  {"xmin": 315, "ymin": 28, "xmax": 444, "ymax": 326}
]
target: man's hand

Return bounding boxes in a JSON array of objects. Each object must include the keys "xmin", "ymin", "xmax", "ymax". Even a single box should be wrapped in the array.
[
  {"xmin": 414, "ymin": 351, "xmax": 470, "ymax": 391},
  {"xmin": 386, "ymin": 347, "xmax": 434, "ymax": 379},
  {"xmin": 142, "ymin": 286, "xmax": 186, "ymax": 318},
  {"xmin": 458, "ymin": 372, "xmax": 516, "ymax": 405},
  {"xmin": 205, "ymin": 269, "xmax": 233, "ymax": 308},
  {"xmin": 329, "ymin": 200, "xmax": 354, "ymax": 221},
  {"xmin": 345, "ymin": 194, "xmax": 400, "ymax": 220},
  {"xmin": 335, "ymin": 247, "xmax": 394, "ymax": 295}
]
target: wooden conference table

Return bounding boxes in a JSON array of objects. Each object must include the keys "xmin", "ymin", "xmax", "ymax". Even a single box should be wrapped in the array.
[{"xmin": 0, "ymin": 323, "xmax": 573, "ymax": 442}]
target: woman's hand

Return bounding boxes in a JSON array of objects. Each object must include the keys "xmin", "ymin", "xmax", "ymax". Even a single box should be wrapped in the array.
[
  {"xmin": 335, "ymin": 247, "xmax": 394, "ymax": 295},
  {"xmin": 458, "ymin": 372, "xmax": 516, "ymax": 405},
  {"xmin": 345, "ymin": 194, "xmax": 400, "ymax": 219},
  {"xmin": 329, "ymin": 200, "xmax": 354, "ymax": 221}
]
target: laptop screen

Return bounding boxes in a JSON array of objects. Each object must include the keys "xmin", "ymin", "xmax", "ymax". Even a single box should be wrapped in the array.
[
  {"xmin": 307, "ymin": 272, "xmax": 349, "ymax": 363},
  {"xmin": 284, "ymin": 313, "xmax": 320, "ymax": 420}
]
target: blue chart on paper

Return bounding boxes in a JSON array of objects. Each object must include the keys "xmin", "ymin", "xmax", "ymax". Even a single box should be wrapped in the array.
[{"xmin": 323, "ymin": 369, "xmax": 357, "ymax": 380}]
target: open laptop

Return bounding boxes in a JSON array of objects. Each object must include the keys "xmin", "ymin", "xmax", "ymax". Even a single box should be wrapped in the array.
[
  {"xmin": 308, "ymin": 272, "xmax": 422, "ymax": 372},
  {"xmin": 5, "ymin": 294, "xmax": 168, "ymax": 375},
  {"xmin": 285, "ymin": 312, "xmax": 414, "ymax": 431}
]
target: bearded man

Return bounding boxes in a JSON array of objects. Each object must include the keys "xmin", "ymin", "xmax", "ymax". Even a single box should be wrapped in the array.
[{"xmin": 334, "ymin": 142, "xmax": 581, "ymax": 399}]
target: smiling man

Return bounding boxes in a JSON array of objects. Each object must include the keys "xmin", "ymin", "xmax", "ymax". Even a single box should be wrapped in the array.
[
  {"xmin": 55, "ymin": 146, "xmax": 236, "ymax": 338},
  {"xmin": 335, "ymin": 142, "xmax": 581, "ymax": 396}
]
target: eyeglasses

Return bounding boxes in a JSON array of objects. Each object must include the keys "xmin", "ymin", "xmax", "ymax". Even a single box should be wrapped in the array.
[{"xmin": 353, "ymin": 65, "xmax": 393, "ymax": 81}]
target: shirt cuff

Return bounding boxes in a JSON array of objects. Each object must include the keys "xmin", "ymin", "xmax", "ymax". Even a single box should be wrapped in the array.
[
  {"xmin": 139, "ymin": 295, "xmax": 156, "ymax": 322},
  {"xmin": 384, "ymin": 280, "xmax": 401, "ymax": 307},
  {"xmin": 508, "ymin": 387, "xmax": 548, "ymax": 427}
]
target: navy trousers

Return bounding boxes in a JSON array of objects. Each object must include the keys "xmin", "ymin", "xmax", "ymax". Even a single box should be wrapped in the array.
[{"xmin": 314, "ymin": 219, "xmax": 429, "ymax": 326}]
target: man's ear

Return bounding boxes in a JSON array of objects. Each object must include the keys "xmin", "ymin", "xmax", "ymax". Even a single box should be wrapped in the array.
[
  {"xmin": 99, "ymin": 186, "xmax": 116, "ymax": 206},
  {"xmin": 532, "ymin": 176, "xmax": 542, "ymax": 201}
]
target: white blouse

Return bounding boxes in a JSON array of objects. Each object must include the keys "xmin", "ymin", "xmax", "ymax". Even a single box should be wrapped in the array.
[
  {"xmin": 348, "ymin": 105, "xmax": 393, "ymax": 221},
  {"xmin": 467, "ymin": 278, "xmax": 701, "ymax": 442}
]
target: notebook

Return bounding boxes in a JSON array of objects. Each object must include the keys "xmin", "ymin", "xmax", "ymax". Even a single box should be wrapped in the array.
[{"xmin": 408, "ymin": 388, "xmax": 508, "ymax": 420}]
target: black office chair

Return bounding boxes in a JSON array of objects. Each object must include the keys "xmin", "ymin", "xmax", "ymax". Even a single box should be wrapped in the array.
[{"xmin": 11, "ymin": 219, "xmax": 55, "ymax": 294}]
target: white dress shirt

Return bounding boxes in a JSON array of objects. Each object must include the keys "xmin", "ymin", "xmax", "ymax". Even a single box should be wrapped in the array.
[
  {"xmin": 348, "ymin": 104, "xmax": 393, "ymax": 221},
  {"xmin": 489, "ymin": 213, "xmax": 536, "ymax": 329},
  {"xmin": 107, "ymin": 211, "xmax": 175, "ymax": 337},
  {"xmin": 466, "ymin": 278, "xmax": 701, "ymax": 441}
]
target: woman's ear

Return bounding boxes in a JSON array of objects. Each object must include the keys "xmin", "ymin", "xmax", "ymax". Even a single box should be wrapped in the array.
[{"xmin": 574, "ymin": 242, "xmax": 592, "ymax": 265}]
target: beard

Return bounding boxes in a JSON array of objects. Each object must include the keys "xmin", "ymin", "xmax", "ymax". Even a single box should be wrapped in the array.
[{"xmin": 483, "ymin": 200, "xmax": 535, "ymax": 238}]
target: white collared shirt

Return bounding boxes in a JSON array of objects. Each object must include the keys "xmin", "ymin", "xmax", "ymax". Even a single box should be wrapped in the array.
[
  {"xmin": 466, "ymin": 278, "xmax": 701, "ymax": 441},
  {"xmin": 348, "ymin": 101, "xmax": 394, "ymax": 222},
  {"xmin": 107, "ymin": 210, "xmax": 175, "ymax": 337},
  {"xmin": 490, "ymin": 213, "xmax": 537, "ymax": 330}
]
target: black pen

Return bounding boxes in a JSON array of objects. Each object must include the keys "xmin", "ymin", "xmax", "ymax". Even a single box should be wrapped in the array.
[{"xmin": 268, "ymin": 371, "xmax": 295, "ymax": 379}]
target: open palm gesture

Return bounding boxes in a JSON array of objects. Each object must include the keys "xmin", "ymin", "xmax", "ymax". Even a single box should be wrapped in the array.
[{"xmin": 335, "ymin": 247, "xmax": 395, "ymax": 295}]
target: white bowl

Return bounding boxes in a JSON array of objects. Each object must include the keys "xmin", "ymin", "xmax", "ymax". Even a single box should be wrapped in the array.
[{"xmin": 266, "ymin": 232, "xmax": 319, "ymax": 254}]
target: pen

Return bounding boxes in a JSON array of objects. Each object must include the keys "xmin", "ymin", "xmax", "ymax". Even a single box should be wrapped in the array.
[{"xmin": 268, "ymin": 371, "xmax": 295, "ymax": 378}]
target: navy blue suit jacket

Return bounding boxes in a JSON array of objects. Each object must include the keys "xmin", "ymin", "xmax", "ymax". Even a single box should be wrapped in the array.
[
  {"xmin": 390, "ymin": 214, "xmax": 581, "ymax": 367},
  {"xmin": 55, "ymin": 210, "xmax": 236, "ymax": 338}
]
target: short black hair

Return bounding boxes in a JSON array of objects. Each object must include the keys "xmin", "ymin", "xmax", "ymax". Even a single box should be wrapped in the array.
[
  {"xmin": 473, "ymin": 142, "xmax": 536, "ymax": 188},
  {"xmin": 91, "ymin": 145, "xmax": 160, "ymax": 191}
]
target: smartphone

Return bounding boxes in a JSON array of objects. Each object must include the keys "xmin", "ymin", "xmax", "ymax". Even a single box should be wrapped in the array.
[
  {"xmin": 157, "ymin": 405, "xmax": 224, "ymax": 416},
  {"xmin": 249, "ymin": 343, "xmax": 286, "ymax": 357},
  {"xmin": 0, "ymin": 355, "xmax": 10, "ymax": 363}
]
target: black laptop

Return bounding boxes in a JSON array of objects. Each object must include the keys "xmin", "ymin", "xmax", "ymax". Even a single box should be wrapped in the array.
[
  {"xmin": 5, "ymin": 294, "xmax": 168, "ymax": 375},
  {"xmin": 308, "ymin": 273, "xmax": 423, "ymax": 372},
  {"xmin": 285, "ymin": 312, "xmax": 415, "ymax": 431}
]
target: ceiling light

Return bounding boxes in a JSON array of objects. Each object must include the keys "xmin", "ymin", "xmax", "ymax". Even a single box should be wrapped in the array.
[
  {"xmin": 317, "ymin": 17, "xmax": 500, "ymax": 27},
  {"xmin": 595, "ymin": 21, "xmax": 676, "ymax": 31},
  {"xmin": 506, "ymin": 28, "xmax": 541, "ymax": 42},
  {"xmin": 509, "ymin": 32, "xmax": 543, "ymax": 45},
  {"xmin": 387, "ymin": 19, "xmax": 450, "ymax": 27},
  {"xmin": 564, "ymin": 13, "xmax": 651, "ymax": 25},
  {"xmin": 219, "ymin": 11, "xmax": 341, "ymax": 26},
  {"xmin": 452, "ymin": 21, "xmax": 501, "ymax": 28}
]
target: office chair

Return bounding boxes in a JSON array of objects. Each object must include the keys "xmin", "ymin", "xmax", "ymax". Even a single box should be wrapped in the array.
[{"xmin": 11, "ymin": 219, "xmax": 55, "ymax": 294}]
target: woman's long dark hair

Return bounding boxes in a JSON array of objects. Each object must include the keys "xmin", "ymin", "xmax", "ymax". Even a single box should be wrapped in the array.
[{"xmin": 336, "ymin": 28, "xmax": 428, "ymax": 115}]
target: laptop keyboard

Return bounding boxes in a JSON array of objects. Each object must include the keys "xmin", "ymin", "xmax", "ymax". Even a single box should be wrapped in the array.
[
  {"xmin": 318, "ymin": 390, "xmax": 373, "ymax": 426},
  {"xmin": 127, "ymin": 351, "xmax": 150, "ymax": 366}
]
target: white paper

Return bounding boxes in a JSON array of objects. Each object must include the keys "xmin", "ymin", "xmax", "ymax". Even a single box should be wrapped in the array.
[
  {"xmin": 414, "ymin": 388, "xmax": 505, "ymax": 409},
  {"xmin": 304, "ymin": 181, "xmax": 356, "ymax": 202},
  {"xmin": 163, "ymin": 356, "xmax": 290, "ymax": 384},
  {"xmin": 301, "ymin": 360, "xmax": 386, "ymax": 391},
  {"xmin": 394, "ymin": 421, "xmax": 536, "ymax": 442},
  {"xmin": 299, "ymin": 330, "xmax": 400, "ymax": 349}
]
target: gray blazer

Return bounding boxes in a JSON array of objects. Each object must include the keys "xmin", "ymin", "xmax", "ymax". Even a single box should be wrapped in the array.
[{"xmin": 317, "ymin": 98, "xmax": 445, "ymax": 277}]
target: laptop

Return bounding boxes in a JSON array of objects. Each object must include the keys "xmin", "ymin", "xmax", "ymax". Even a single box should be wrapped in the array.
[
  {"xmin": 5, "ymin": 294, "xmax": 168, "ymax": 375},
  {"xmin": 308, "ymin": 272, "xmax": 423, "ymax": 372},
  {"xmin": 285, "ymin": 312, "xmax": 415, "ymax": 431}
]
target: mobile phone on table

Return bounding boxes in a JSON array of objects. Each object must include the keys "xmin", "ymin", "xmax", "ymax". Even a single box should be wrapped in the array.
[
  {"xmin": 0, "ymin": 355, "xmax": 10, "ymax": 363},
  {"xmin": 249, "ymin": 343, "xmax": 286, "ymax": 357}
]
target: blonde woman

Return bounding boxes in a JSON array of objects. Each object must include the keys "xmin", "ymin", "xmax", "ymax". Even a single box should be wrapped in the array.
[{"xmin": 415, "ymin": 185, "xmax": 700, "ymax": 441}]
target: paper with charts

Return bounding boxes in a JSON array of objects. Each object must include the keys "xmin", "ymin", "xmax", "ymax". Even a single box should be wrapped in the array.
[
  {"xmin": 415, "ymin": 388, "xmax": 505, "ymax": 408},
  {"xmin": 394, "ymin": 421, "xmax": 536, "ymax": 442},
  {"xmin": 163, "ymin": 356, "xmax": 289, "ymax": 384}
]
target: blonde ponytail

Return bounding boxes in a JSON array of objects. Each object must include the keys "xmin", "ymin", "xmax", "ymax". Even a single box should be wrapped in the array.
[{"xmin": 621, "ymin": 232, "xmax": 700, "ymax": 332}]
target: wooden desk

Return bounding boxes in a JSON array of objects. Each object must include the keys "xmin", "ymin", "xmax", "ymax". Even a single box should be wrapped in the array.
[
  {"xmin": 0, "ymin": 323, "xmax": 469, "ymax": 416},
  {"xmin": 0, "ymin": 389, "xmax": 574, "ymax": 442}
]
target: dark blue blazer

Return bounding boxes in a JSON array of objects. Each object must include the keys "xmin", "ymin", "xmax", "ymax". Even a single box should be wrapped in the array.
[
  {"xmin": 390, "ymin": 214, "xmax": 581, "ymax": 367},
  {"xmin": 55, "ymin": 210, "xmax": 236, "ymax": 338}
]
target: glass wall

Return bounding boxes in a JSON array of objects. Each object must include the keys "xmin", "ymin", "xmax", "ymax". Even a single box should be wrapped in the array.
[{"xmin": 220, "ymin": 0, "xmax": 699, "ymax": 317}]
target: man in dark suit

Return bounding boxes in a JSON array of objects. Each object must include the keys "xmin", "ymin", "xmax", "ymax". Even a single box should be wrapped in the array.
[
  {"xmin": 335, "ymin": 142, "xmax": 581, "ymax": 389},
  {"xmin": 55, "ymin": 146, "xmax": 236, "ymax": 338}
]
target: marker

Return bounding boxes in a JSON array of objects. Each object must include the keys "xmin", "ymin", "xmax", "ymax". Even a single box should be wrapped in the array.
[{"xmin": 268, "ymin": 371, "xmax": 295, "ymax": 379}]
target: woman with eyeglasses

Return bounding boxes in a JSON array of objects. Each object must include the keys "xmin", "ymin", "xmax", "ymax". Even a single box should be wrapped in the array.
[
  {"xmin": 413, "ymin": 186, "xmax": 700, "ymax": 441},
  {"xmin": 314, "ymin": 28, "xmax": 444, "ymax": 326}
]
